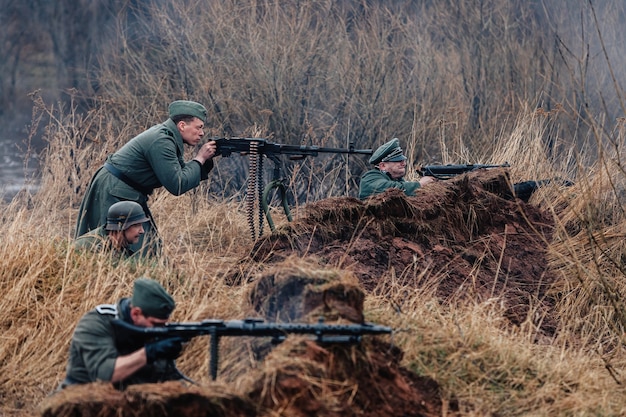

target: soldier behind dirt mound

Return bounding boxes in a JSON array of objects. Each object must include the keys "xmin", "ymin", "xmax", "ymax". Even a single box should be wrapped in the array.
[
  {"xmin": 358, "ymin": 138, "xmax": 437, "ymax": 199},
  {"xmin": 359, "ymin": 138, "xmax": 571, "ymax": 202},
  {"xmin": 57, "ymin": 277, "xmax": 185, "ymax": 390},
  {"xmin": 73, "ymin": 201, "xmax": 150, "ymax": 261}
]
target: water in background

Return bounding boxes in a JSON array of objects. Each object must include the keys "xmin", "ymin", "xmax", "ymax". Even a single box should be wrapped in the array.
[{"xmin": 0, "ymin": 138, "xmax": 40, "ymax": 201}]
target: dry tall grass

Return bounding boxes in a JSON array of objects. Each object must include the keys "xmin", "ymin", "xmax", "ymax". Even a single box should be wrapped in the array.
[
  {"xmin": 2, "ymin": 0, "xmax": 626, "ymax": 416},
  {"xmin": 1, "ymin": 98, "xmax": 626, "ymax": 416},
  {"xmin": 87, "ymin": 0, "xmax": 626, "ymax": 199}
]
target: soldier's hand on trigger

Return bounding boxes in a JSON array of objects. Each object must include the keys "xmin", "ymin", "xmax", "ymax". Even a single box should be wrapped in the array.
[
  {"xmin": 194, "ymin": 141, "xmax": 216, "ymax": 164},
  {"xmin": 201, "ymin": 140, "xmax": 217, "ymax": 159},
  {"xmin": 144, "ymin": 337, "xmax": 185, "ymax": 363}
]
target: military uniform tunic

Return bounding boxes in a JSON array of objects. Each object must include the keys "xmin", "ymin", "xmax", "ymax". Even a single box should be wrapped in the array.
[
  {"xmin": 75, "ymin": 119, "xmax": 213, "ymax": 256},
  {"xmin": 73, "ymin": 225, "xmax": 137, "ymax": 261},
  {"xmin": 358, "ymin": 168, "xmax": 421, "ymax": 200},
  {"xmin": 61, "ymin": 298, "xmax": 179, "ymax": 389}
]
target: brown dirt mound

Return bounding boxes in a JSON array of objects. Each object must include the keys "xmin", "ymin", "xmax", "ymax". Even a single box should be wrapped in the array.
[
  {"xmin": 238, "ymin": 267, "xmax": 449, "ymax": 416},
  {"xmin": 247, "ymin": 337, "xmax": 446, "ymax": 417},
  {"xmin": 245, "ymin": 260, "xmax": 366, "ymax": 323},
  {"xmin": 235, "ymin": 169, "xmax": 559, "ymax": 337},
  {"xmin": 39, "ymin": 381, "xmax": 256, "ymax": 417}
]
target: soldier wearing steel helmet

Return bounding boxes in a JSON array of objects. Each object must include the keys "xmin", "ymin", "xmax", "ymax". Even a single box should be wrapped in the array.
[
  {"xmin": 74, "ymin": 201, "xmax": 150, "ymax": 260},
  {"xmin": 359, "ymin": 138, "xmax": 437, "ymax": 199},
  {"xmin": 75, "ymin": 100, "xmax": 217, "ymax": 258}
]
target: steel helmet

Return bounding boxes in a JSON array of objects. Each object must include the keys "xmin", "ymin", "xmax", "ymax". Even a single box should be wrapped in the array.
[{"xmin": 106, "ymin": 201, "xmax": 149, "ymax": 231}]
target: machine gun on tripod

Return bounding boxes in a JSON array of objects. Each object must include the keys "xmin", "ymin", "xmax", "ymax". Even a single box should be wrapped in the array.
[{"xmin": 213, "ymin": 138, "xmax": 372, "ymax": 239}]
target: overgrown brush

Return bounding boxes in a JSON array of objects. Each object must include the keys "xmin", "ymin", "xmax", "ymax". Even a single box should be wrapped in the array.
[
  {"xmin": 3, "ymin": 101, "xmax": 626, "ymax": 415},
  {"xmin": 1, "ymin": 0, "xmax": 626, "ymax": 415}
]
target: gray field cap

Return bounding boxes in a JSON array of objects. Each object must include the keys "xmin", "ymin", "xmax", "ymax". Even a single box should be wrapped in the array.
[
  {"xmin": 369, "ymin": 138, "xmax": 407, "ymax": 165},
  {"xmin": 168, "ymin": 100, "xmax": 207, "ymax": 122},
  {"xmin": 131, "ymin": 277, "xmax": 175, "ymax": 319}
]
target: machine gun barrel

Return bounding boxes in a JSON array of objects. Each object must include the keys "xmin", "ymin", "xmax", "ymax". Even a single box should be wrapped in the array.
[
  {"xmin": 213, "ymin": 137, "xmax": 373, "ymax": 158},
  {"xmin": 113, "ymin": 317, "xmax": 391, "ymax": 380},
  {"xmin": 210, "ymin": 137, "xmax": 373, "ymax": 239},
  {"xmin": 417, "ymin": 162, "xmax": 574, "ymax": 202}
]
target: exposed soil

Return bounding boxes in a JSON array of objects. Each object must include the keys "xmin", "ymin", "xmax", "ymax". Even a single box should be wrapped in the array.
[
  {"xmin": 241, "ymin": 268, "xmax": 451, "ymax": 417},
  {"xmin": 245, "ymin": 169, "xmax": 560, "ymax": 337},
  {"xmin": 42, "ymin": 169, "xmax": 562, "ymax": 417}
]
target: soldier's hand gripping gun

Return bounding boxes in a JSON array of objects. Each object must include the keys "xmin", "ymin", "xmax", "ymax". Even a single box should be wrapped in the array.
[
  {"xmin": 113, "ymin": 317, "xmax": 392, "ymax": 380},
  {"xmin": 212, "ymin": 138, "xmax": 373, "ymax": 239}
]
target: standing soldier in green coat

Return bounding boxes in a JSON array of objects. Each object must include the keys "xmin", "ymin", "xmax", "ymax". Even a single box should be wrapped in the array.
[
  {"xmin": 75, "ymin": 100, "xmax": 217, "ymax": 257},
  {"xmin": 73, "ymin": 201, "xmax": 149, "ymax": 261},
  {"xmin": 359, "ymin": 138, "xmax": 436, "ymax": 199}
]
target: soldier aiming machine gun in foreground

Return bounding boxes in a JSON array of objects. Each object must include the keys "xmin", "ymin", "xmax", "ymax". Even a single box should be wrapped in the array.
[{"xmin": 113, "ymin": 316, "xmax": 392, "ymax": 380}]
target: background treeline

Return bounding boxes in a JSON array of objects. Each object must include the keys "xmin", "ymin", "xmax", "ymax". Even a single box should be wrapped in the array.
[{"xmin": 2, "ymin": 0, "xmax": 626, "ymax": 200}]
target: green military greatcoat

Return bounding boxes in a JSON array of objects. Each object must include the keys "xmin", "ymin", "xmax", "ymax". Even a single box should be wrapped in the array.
[
  {"xmin": 358, "ymin": 168, "xmax": 421, "ymax": 200},
  {"xmin": 75, "ymin": 119, "xmax": 213, "ymax": 256}
]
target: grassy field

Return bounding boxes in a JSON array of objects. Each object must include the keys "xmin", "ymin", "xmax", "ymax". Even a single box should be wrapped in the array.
[
  {"xmin": 1, "ymin": 1, "xmax": 626, "ymax": 415},
  {"xmin": 1, "ymin": 98, "xmax": 625, "ymax": 417}
]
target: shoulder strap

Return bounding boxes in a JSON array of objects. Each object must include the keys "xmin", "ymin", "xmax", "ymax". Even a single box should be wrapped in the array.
[
  {"xmin": 160, "ymin": 127, "xmax": 175, "ymax": 138},
  {"xmin": 95, "ymin": 303, "xmax": 119, "ymax": 318}
]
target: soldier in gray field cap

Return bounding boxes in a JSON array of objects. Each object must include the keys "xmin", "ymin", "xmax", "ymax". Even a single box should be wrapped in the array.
[
  {"xmin": 73, "ymin": 201, "xmax": 150, "ymax": 261},
  {"xmin": 358, "ymin": 138, "xmax": 436, "ymax": 199},
  {"xmin": 75, "ymin": 100, "xmax": 217, "ymax": 258},
  {"xmin": 59, "ymin": 277, "xmax": 184, "ymax": 390}
]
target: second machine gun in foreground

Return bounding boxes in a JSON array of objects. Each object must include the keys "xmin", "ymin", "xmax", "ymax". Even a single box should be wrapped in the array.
[
  {"xmin": 213, "ymin": 138, "xmax": 373, "ymax": 239},
  {"xmin": 113, "ymin": 317, "xmax": 392, "ymax": 380}
]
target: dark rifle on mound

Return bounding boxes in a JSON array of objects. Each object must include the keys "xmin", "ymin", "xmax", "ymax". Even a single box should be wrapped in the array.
[
  {"xmin": 212, "ymin": 137, "xmax": 373, "ymax": 239},
  {"xmin": 112, "ymin": 317, "xmax": 392, "ymax": 380},
  {"xmin": 417, "ymin": 162, "xmax": 512, "ymax": 179},
  {"xmin": 417, "ymin": 163, "xmax": 574, "ymax": 202}
]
